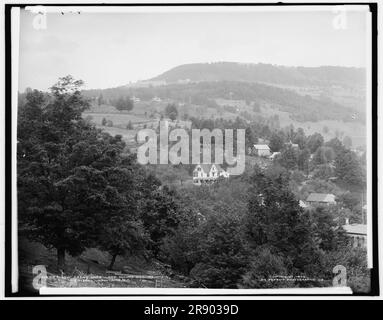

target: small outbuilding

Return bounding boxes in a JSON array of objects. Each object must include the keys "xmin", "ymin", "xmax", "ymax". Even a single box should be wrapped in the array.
[{"xmin": 253, "ymin": 144, "xmax": 271, "ymax": 157}]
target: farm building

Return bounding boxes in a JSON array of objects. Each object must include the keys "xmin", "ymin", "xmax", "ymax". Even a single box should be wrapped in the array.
[
  {"xmin": 253, "ymin": 144, "xmax": 271, "ymax": 157},
  {"xmin": 306, "ymin": 193, "xmax": 336, "ymax": 206}
]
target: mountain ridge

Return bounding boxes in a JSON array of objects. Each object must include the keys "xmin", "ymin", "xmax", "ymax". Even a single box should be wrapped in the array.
[{"xmin": 149, "ymin": 62, "xmax": 365, "ymax": 88}]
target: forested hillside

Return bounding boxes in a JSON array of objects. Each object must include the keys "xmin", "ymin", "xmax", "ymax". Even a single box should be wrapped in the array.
[{"xmin": 83, "ymin": 80, "xmax": 362, "ymax": 123}]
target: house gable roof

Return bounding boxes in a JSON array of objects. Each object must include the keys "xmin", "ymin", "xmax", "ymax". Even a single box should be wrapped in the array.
[
  {"xmin": 306, "ymin": 193, "xmax": 336, "ymax": 203},
  {"xmin": 342, "ymin": 224, "xmax": 367, "ymax": 236},
  {"xmin": 194, "ymin": 164, "xmax": 224, "ymax": 173},
  {"xmin": 253, "ymin": 144, "xmax": 270, "ymax": 150}
]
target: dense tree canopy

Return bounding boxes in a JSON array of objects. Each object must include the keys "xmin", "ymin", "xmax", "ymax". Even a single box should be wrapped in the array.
[
  {"xmin": 269, "ymin": 131, "xmax": 285, "ymax": 152},
  {"xmin": 18, "ymin": 76, "xmax": 152, "ymax": 270},
  {"xmin": 113, "ymin": 96, "xmax": 134, "ymax": 112},
  {"xmin": 335, "ymin": 149, "xmax": 366, "ymax": 189},
  {"xmin": 165, "ymin": 103, "xmax": 179, "ymax": 121},
  {"xmin": 307, "ymin": 132, "xmax": 324, "ymax": 153}
]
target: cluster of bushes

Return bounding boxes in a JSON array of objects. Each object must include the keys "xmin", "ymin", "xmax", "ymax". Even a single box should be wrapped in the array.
[
  {"xmin": 110, "ymin": 96, "xmax": 134, "ymax": 112},
  {"xmin": 101, "ymin": 117, "xmax": 113, "ymax": 127}
]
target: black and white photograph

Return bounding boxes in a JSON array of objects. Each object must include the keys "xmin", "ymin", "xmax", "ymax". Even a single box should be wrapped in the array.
[{"xmin": 2, "ymin": 1, "xmax": 380, "ymax": 300}]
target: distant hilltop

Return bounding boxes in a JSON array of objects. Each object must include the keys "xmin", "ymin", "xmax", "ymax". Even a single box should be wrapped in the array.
[{"xmin": 149, "ymin": 62, "xmax": 366, "ymax": 88}]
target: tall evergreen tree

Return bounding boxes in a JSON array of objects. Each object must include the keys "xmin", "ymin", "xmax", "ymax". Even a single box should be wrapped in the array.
[
  {"xmin": 334, "ymin": 149, "xmax": 365, "ymax": 188},
  {"xmin": 17, "ymin": 76, "xmax": 142, "ymax": 271},
  {"xmin": 246, "ymin": 167, "xmax": 322, "ymax": 277}
]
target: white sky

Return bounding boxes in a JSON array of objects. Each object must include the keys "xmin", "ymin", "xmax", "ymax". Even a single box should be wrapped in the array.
[{"xmin": 18, "ymin": 8, "xmax": 368, "ymax": 91}]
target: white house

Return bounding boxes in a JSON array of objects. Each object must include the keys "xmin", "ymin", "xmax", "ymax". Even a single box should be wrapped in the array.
[
  {"xmin": 253, "ymin": 144, "xmax": 271, "ymax": 157},
  {"xmin": 193, "ymin": 164, "xmax": 229, "ymax": 185},
  {"xmin": 342, "ymin": 220, "xmax": 367, "ymax": 248}
]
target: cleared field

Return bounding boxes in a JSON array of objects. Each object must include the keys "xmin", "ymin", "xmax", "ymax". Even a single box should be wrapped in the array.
[
  {"xmin": 84, "ymin": 112, "xmax": 149, "ymax": 127},
  {"xmin": 260, "ymin": 106, "xmax": 366, "ymax": 148},
  {"xmin": 96, "ymin": 125, "xmax": 137, "ymax": 142},
  {"xmin": 85, "ymin": 99, "xmax": 367, "ymax": 149}
]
